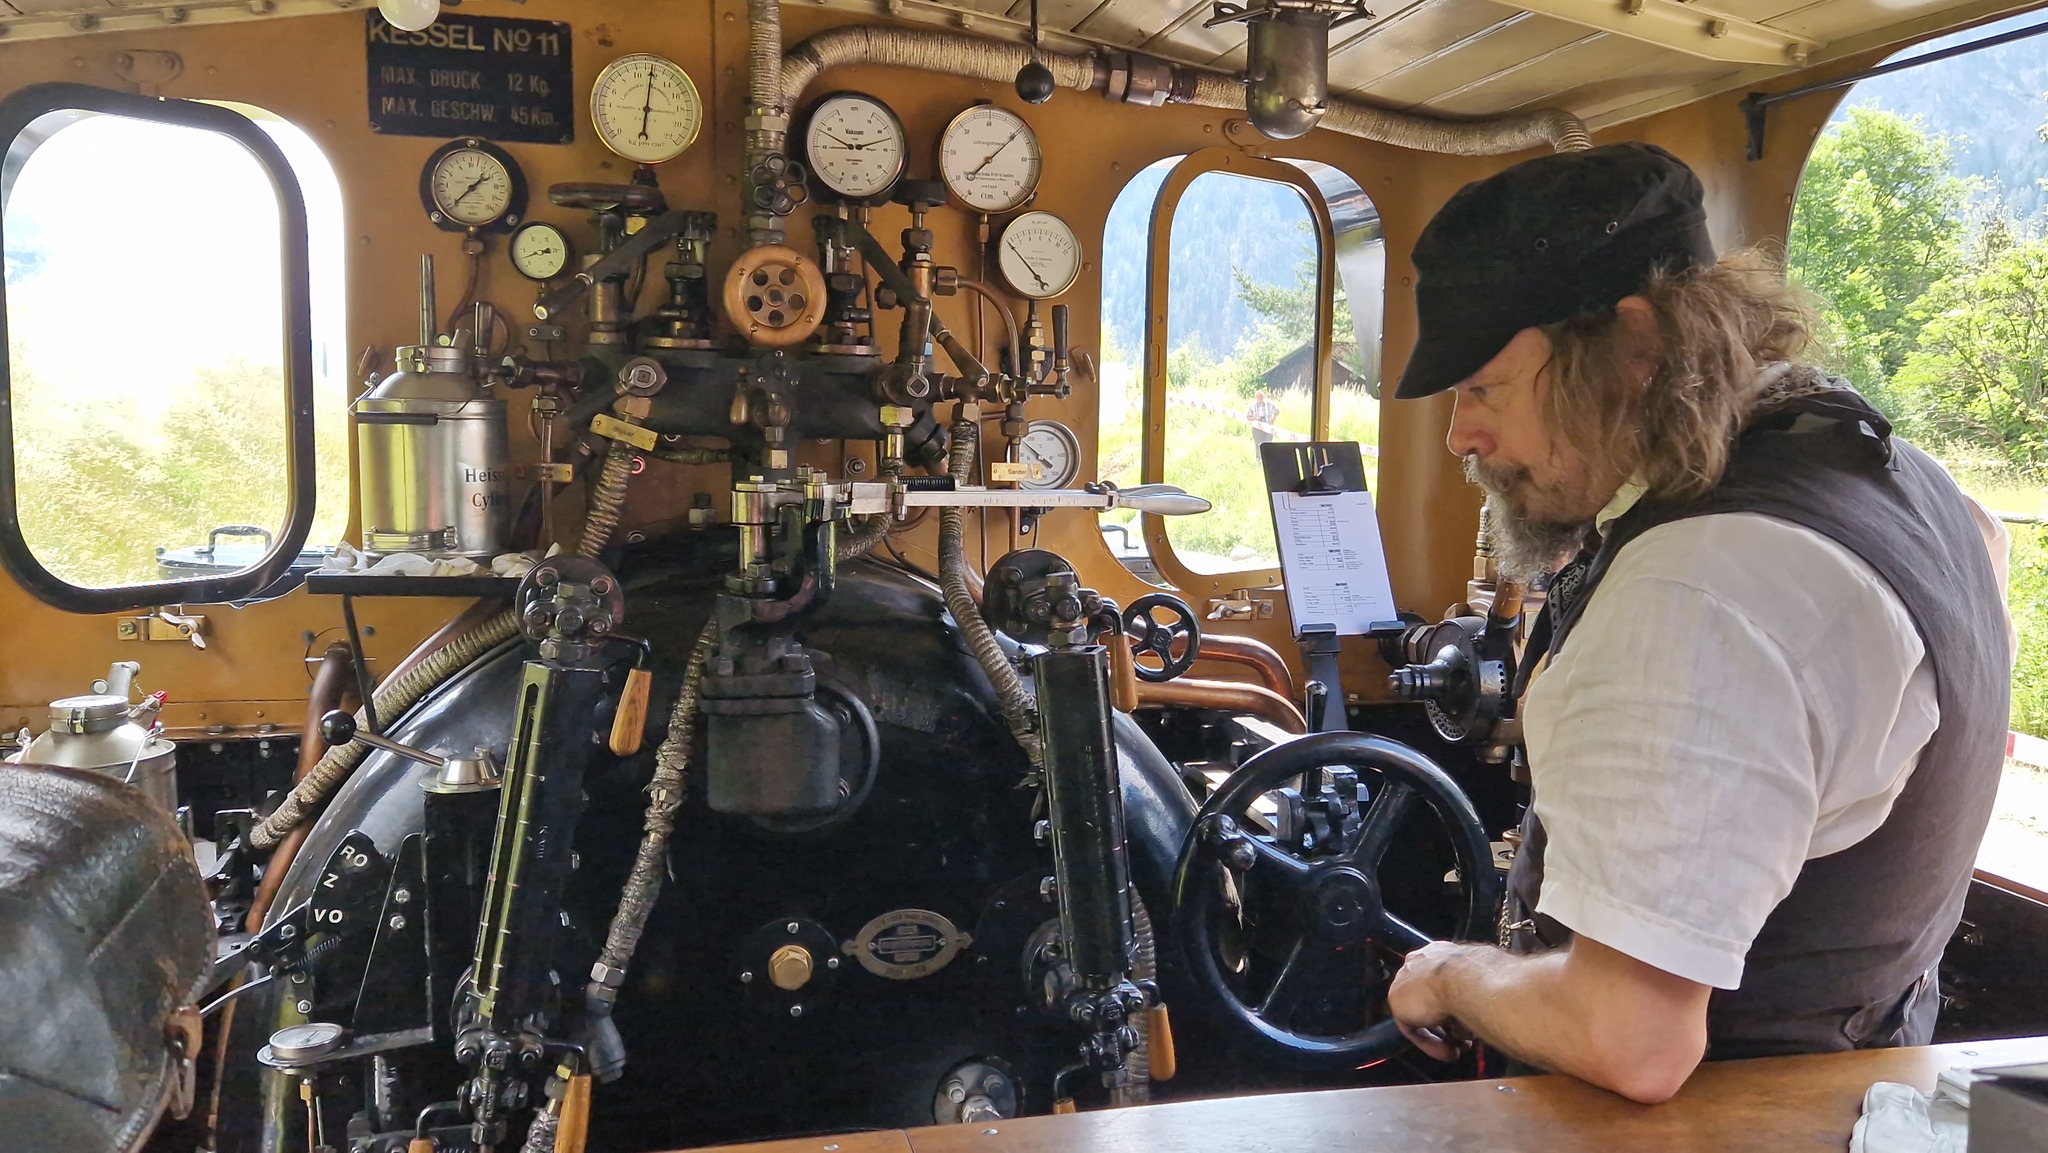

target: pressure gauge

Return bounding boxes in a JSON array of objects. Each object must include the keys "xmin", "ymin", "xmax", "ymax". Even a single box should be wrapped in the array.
[
  {"xmin": 800, "ymin": 92, "xmax": 908, "ymax": 204},
  {"xmin": 509, "ymin": 221, "xmax": 572, "ymax": 281},
  {"xmin": 997, "ymin": 211, "xmax": 1082, "ymax": 299},
  {"xmin": 938, "ymin": 105, "xmax": 1042, "ymax": 214},
  {"xmin": 591, "ymin": 53, "xmax": 704, "ymax": 164},
  {"xmin": 1017, "ymin": 419, "xmax": 1082, "ymax": 490},
  {"xmin": 420, "ymin": 138, "xmax": 526, "ymax": 233}
]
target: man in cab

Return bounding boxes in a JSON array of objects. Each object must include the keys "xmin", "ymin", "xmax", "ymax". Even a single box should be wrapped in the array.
[{"xmin": 1385, "ymin": 143, "xmax": 2012, "ymax": 1104}]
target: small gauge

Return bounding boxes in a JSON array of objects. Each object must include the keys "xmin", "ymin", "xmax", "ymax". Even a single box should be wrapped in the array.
[
  {"xmin": 938, "ymin": 105, "xmax": 1042, "ymax": 214},
  {"xmin": 591, "ymin": 53, "xmax": 704, "ymax": 164},
  {"xmin": 997, "ymin": 211, "xmax": 1082, "ymax": 300},
  {"xmin": 420, "ymin": 138, "xmax": 526, "ymax": 233},
  {"xmin": 801, "ymin": 91, "xmax": 908, "ymax": 204},
  {"xmin": 509, "ymin": 221, "xmax": 572, "ymax": 281},
  {"xmin": 1018, "ymin": 419, "xmax": 1081, "ymax": 490}
]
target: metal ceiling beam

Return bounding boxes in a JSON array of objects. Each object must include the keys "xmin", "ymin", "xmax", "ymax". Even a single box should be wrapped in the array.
[{"xmin": 1504, "ymin": 0, "xmax": 1824, "ymax": 66}]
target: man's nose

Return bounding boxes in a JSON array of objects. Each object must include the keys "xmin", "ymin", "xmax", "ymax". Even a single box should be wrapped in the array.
[{"xmin": 1446, "ymin": 397, "xmax": 1495, "ymax": 460}]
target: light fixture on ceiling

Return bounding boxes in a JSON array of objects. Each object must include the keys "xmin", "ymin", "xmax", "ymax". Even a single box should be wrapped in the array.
[
  {"xmin": 1208, "ymin": 0, "xmax": 1373, "ymax": 140},
  {"xmin": 377, "ymin": 0, "xmax": 440, "ymax": 32}
]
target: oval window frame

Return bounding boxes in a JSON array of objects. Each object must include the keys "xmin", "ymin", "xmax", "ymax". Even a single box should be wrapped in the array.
[{"xmin": 0, "ymin": 82, "xmax": 317, "ymax": 613}]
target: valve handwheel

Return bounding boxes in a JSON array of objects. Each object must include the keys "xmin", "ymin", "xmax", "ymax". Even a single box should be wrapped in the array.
[
  {"xmin": 1171, "ymin": 731, "xmax": 1500, "ymax": 1068},
  {"xmin": 1123, "ymin": 593, "xmax": 1199, "ymax": 682}
]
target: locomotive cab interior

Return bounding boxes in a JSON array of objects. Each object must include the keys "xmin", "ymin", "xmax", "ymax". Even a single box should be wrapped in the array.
[{"xmin": 1, "ymin": 0, "xmax": 2046, "ymax": 1149}]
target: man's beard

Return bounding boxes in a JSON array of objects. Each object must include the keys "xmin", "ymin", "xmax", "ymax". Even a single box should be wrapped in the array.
[{"xmin": 1464, "ymin": 456, "xmax": 1592, "ymax": 581}]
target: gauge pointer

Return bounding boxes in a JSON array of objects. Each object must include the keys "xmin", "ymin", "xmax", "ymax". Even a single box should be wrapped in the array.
[
  {"xmin": 1009, "ymin": 243, "xmax": 1050, "ymax": 290},
  {"xmin": 638, "ymin": 64, "xmax": 655, "ymax": 141},
  {"xmin": 448, "ymin": 173, "xmax": 490, "ymax": 206},
  {"xmin": 966, "ymin": 128, "xmax": 1023, "ymax": 179},
  {"xmin": 821, "ymin": 130, "xmax": 862, "ymax": 150}
]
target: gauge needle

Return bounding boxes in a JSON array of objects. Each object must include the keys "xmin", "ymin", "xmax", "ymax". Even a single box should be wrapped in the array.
[
  {"xmin": 1023, "ymin": 445, "xmax": 1048, "ymax": 466},
  {"xmin": 449, "ymin": 173, "xmax": 489, "ymax": 206},
  {"xmin": 1010, "ymin": 244, "xmax": 1050, "ymax": 290},
  {"xmin": 638, "ymin": 65, "xmax": 655, "ymax": 140},
  {"xmin": 823, "ymin": 130, "xmax": 862, "ymax": 150},
  {"xmin": 966, "ymin": 128, "xmax": 1023, "ymax": 179}
]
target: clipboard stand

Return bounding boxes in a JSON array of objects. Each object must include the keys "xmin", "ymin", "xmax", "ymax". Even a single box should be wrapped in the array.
[{"xmin": 1259, "ymin": 442, "xmax": 1404, "ymax": 734}]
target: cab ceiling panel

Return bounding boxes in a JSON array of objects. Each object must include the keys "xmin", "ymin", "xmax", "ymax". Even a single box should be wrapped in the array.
[
  {"xmin": 1323, "ymin": 0, "xmax": 1527, "ymax": 93},
  {"xmin": 1358, "ymin": 10, "xmax": 1603, "ymax": 107}
]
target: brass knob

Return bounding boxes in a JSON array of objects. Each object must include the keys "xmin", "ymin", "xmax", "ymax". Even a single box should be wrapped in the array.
[{"xmin": 768, "ymin": 944, "xmax": 814, "ymax": 991}]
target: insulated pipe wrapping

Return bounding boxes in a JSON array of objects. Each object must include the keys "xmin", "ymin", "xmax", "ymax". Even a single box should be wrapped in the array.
[
  {"xmin": 1118, "ymin": 888, "xmax": 1157, "ymax": 1107},
  {"xmin": 250, "ymin": 443, "xmax": 640, "ymax": 851},
  {"xmin": 837, "ymin": 515, "xmax": 893, "ymax": 562},
  {"xmin": 939, "ymin": 420, "xmax": 1043, "ymax": 768},
  {"xmin": 781, "ymin": 26, "xmax": 1097, "ymax": 109},
  {"xmin": 749, "ymin": 0, "xmax": 788, "ymax": 244},
  {"xmin": 1182, "ymin": 71, "xmax": 1591, "ymax": 155},
  {"xmin": 587, "ymin": 621, "xmax": 719, "ymax": 1000},
  {"xmin": 781, "ymin": 26, "xmax": 1590, "ymax": 156}
]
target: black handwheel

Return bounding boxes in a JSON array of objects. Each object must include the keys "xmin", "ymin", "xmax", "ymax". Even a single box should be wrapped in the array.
[
  {"xmin": 1171, "ymin": 732, "xmax": 1501, "ymax": 1068},
  {"xmin": 1124, "ymin": 593, "xmax": 1199, "ymax": 682}
]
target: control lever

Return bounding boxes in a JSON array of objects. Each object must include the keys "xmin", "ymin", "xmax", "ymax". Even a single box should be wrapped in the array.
[
  {"xmin": 320, "ymin": 711, "xmax": 501, "ymax": 793},
  {"xmin": 1111, "ymin": 484, "xmax": 1211, "ymax": 516},
  {"xmin": 533, "ymin": 208, "xmax": 692, "ymax": 320}
]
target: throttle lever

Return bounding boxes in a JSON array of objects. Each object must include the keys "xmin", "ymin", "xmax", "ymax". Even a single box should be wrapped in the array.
[{"xmin": 533, "ymin": 209, "xmax": 692, "ymax": 321}]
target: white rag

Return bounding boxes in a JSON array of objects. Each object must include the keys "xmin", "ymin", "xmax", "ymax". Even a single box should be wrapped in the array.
[{"xmin": 1849, "ymin": 1080, "xmax": 1970, "ymax": 1153}]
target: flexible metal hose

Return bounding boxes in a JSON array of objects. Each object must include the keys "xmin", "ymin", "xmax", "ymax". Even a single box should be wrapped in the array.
[
  {"xmin": 250, "ymin": 441, "xmax": 639, "ymax": 851},
  {"xmin": 518, "ymin": 1106, "xmax": 558, "ymax": 1153},
  {"xmin": 938, "ymin": 419, "xmax": 1042, "ymax": 768},
  {"xmin": 1114, "ymin": 887, "xmax": 1158, "ymax": 1107},
  {"xmin": 955, "ymin": 278, "xmax": 1024, "ymax": 376},
  {"xmin": 781, "ymin": 26, "xmax": 1590, "ymax": 156}
]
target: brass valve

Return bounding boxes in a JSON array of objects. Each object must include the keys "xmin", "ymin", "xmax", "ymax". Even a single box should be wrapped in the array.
[{"xmin": 768, "ymin": 944, "xmax": 814, "ymax": 991}]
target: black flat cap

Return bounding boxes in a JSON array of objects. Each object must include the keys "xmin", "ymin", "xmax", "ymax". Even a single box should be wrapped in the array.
[{"xmin": 1394, "ymin": 142, "xmax": 1716, "ymax": 400}]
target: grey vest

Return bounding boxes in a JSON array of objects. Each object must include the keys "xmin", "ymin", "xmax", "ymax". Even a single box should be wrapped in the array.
[{"xmin": 1505, "ymin": 382, "xmax": 2010, "ymax": 1060}]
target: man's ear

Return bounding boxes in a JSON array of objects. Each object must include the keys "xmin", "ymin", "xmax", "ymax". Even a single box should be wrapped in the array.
[{"xmin": 1614, "ymin": 295, "xmax": 1661, "ymax": 377}]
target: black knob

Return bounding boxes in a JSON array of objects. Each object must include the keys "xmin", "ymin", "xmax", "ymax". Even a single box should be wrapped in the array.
[
  {"xmin": 1051, "ymin": 303, "xmax": 1069, "ymax": 351},
  {"xmin": 1015, "ymin": 60, "xmax": 1056, "ymax": 105},
  {"xmin": 893, "ymin": 179, "xmax": 949, "ymax": 210},
  {"xmin": 319, "ymin": 709, "xmax": 357, "ymax": 746}
]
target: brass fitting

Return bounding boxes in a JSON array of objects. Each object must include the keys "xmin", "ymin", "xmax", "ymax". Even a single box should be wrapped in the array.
[
  {"xmin": 769, "ymin": 944, "xmax": 814, "ymax": 991},
  {"xmin": 613, "ymin": 395, "xmax": 653, "ymax": 421},
  {"xmin": 878, "ymin": 404, "xmax": 917, "ymax": 428},
  {"xmin": 954, "ymin": 401, "xmax": 982, "ymax": 423}
]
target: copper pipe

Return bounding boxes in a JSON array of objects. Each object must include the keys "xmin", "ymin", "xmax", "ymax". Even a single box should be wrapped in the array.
[
  {"xmin": 246, "ymin": 644, "xmax": 359, "ymax": 933},
  {"xmin": 1189, "ymin": 634, "xmax": 1294, "ymax": 698},
  {"xmin": 1134, "ymin": 677, "xmax": 1306, "ymax": 734}
]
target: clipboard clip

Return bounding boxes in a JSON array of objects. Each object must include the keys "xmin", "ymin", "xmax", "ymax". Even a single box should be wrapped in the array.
[{"xmin": 1291, "ymin": 464, "xmax": 1348, "ymax": 496}]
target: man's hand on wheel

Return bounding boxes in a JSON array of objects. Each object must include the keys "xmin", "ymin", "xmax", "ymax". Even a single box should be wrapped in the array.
[{"xmin": 1389, "ymin": 940, "xmax": 1475, "ymax": 1061}]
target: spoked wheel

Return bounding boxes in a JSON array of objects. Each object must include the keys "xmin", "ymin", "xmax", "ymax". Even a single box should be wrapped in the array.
[
  {"xmin": 1123, "ymin": 593, "xmax": 1200, "ymax": 682},
  {"xmin": 1171, "ymin": 731, "xmax": 1499, "ymax": 1068}
]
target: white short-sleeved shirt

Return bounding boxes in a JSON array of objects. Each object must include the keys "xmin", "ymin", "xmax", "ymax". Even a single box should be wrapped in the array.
[{"xmin": 1521, "ymin": 485, "xmax": 2008, "ymax": 991}]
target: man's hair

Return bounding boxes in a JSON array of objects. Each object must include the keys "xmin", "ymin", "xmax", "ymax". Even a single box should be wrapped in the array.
[{"xmin": 1539, "ymin": 247, "xmax": 1816, "ymax": 503}]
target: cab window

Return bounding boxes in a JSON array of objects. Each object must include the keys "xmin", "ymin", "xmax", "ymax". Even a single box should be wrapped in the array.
[{"xmin": 0, "ymin": 85, "xmax": 334, "ymax": 610}]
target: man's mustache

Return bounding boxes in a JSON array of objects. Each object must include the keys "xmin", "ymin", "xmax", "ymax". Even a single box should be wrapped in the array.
[{"xmin": 1463, "ymin": 454, "xmax": 1529, "ymax": 496}]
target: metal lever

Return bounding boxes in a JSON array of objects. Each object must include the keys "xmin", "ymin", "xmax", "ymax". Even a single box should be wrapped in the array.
[
  {"xmin": 320, "ymin": 710, "xmax": 443, "ymax": 769},
  {"xmin": 1112, "ymin": 484, "xmax": 1211, "ymax": 516}
]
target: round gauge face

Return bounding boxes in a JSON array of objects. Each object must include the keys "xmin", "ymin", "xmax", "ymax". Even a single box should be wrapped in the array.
[
  {"xmin": 428, "ymin": 146, "xmax": 516, "ymax": 228},
  {"xmin": 997, "ymin": 211, "xmax": 1082, "ymax": 300},
  {"xmin": 510, "ymin": 222, "xmax": 571, "ymax": 281},
  {"xmin": 1018, "ymin": 420, "xmax": 1081, "ymax": 490},
  {"xmin": 591, "ymin": 53, "xmax": 703, "ymax": 164},
  {"xmin": 803, "ymin": 92, "xmax": 907, "ymax": 202},
  {"xmin": 939, "ymin": 105, "xmax": 1042, "ymax": 214}
]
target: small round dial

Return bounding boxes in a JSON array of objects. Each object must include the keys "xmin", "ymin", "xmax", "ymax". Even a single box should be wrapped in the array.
[
  {"xmin": 939, "ymin": 105, "xmax": 1042, "ymax": 214},
  {"xmin": 591, "ymin": 53, "xmax": 703, "ymax": 164},
  {"xmin": 801, "ymin": 92, "xmax": 907, "ymax": 203},
  {"xmin": 421, "ymin": 138, "xmax": 525, "ymax": 232},
  {"xmin": 1017, "ymin": 419, "xmax": 1081, "ymax": 490},
  {"xmin": 509, "ymin": 221, "xmax": 572, "ymax": 281},
  {"xmin": 997, "ymin": 211, "xmax": 1082, "ymax": 299}
]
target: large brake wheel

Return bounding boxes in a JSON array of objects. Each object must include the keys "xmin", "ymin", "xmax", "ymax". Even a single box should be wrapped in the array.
[{"xmin": 1171, "ymin": 732, "xmax": 1499, "ymax": 1068}]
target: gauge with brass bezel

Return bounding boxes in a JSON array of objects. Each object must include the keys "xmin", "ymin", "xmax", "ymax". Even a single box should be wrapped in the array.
[
  {"xmin": 509, "ymin": 221, "xmax": 572, "ymax": 281},
  {"xmin": 799, "ymin": 91, "xmax": 908, "ymax": 205},
  {"xmin": 591, "ymin": 52, "xmax": 704, "ymax": 164},
  {"xmin": 938, "ymin": 104, "xmax": 1042, "ymax": 215},
  {"xmin": 420, "ymin": 137, "xmax": 526, "ymax": 233},
  {"xmin": 1017, "ymin": 419, "xmax": 1081, "ymax": 490},
  {"xmin": 996, "ymin": 210, "xmax": 1081, "ymax": 299}
]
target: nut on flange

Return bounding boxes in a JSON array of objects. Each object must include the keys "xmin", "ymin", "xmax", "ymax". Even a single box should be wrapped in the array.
[{"xmin": 768, "ymin": 944, "xmax": 814, "ymax": 991}]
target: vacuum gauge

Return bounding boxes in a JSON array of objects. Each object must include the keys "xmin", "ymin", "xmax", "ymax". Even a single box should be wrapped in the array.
[
  {"xmin": 509, "ymin": 221, "xmax": 572, "ymax": 281},
  {"xmin": 997, "ymin": 211, "xmax": 1081, "ymax": 299},
  {"xmin": 801, "ymin": 92, "xmax": 908, "ymax": 204},
  {"xmin": 420, "ymin": 138, "xmax": 526, "ymax": 232},
  {"xmin": 1017, "ymin": 419, "xmax": 1081, "ymax": 490},
  {"xmin": 591, "ymin": 53, "xmax": 703, "ymax": 164},
  {"xmin": 938, "ymin": 105, "xmax": 1042, "ymax": 214}
]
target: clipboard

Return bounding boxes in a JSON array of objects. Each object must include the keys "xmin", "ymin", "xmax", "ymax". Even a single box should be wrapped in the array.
[{"xmin": 1259, "ymin": 441, "xmax": 1397, "ymax": 640}]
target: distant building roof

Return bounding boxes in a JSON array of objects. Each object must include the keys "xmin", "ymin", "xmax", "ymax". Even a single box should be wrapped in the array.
[{"xmin": 1260, "ymin": 340, "xmax": 1366, "ymax": 392}]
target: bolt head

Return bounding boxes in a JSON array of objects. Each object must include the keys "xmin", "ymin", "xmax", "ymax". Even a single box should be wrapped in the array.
[
  {"xmin": 388, "ymin": 914, "xmax": 406, "ymax": 931},
  {"xmin": 740, "ymin": 971, "xmax": 755, "ymax": 983},
  {"xmin": 296, "ymin": 1000, "xmax": 313, "ymax": 1014},
  {"xmin": 393, "ymin": 888, "xmax": 411, "ymax": 904},
  {"xmin": 789, "ymin": 1004, "xmax": 804, "ymax": 1018}
]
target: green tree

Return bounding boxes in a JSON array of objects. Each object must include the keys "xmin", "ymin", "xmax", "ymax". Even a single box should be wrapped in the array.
[
  {"xmin": 1228, "ymin": 242, "xmax": 1370, "ymax": 397},
  {"xmin": 1789, "ymin": 107, "xmax": 1974, "ymax": 408},
  {"xmin": 1893, "ymin": 228, "xmax": 2048, "ymax": 467}
]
